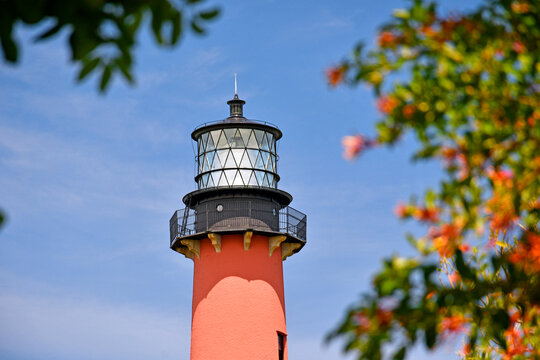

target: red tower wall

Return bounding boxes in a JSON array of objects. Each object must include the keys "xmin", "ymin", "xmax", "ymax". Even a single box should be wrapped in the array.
[{"xmin": 190, "ymin": 234, "xmax": 288, "ymax": 360}]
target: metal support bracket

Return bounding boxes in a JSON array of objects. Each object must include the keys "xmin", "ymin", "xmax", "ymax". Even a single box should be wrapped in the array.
[
  {"xmin": 269, "ymin": 235, "xmax": 286, "ymax": 257},
  {"xmin": 244, "ymin": 231, "xmax": 253, "ymax": 250}
]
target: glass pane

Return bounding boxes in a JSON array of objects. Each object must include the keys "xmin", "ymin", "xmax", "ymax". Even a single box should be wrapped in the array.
[
  {"xmin": 239, "ymin": 149, "xmax": 251, "ymax": 168},
  {"xmin": 217, "ymin": 130, "xmax": 229, "ymax": 149},
  {"xmin": 223, "ymin": 128, "xmax": 236, "ymax": 146},
  {"xmin": 207, "ymin": 151, "xmax": 215, "ymax": 170},
  {"xmin": 255, "ymin": 151, "xmax": 265, "ymax": 169},
  {"xmin": 247, "ymin": 171, "xmax": 258, "ymax": 186},
  {"xmin": 231, "ymin": 170, "xmax": 243, "ymax": 186},
  {"xmin": 231, "ymin": 129, "xmax": 244, "ymax": 147},
  {"xmin": 209, "ymin": 130, "xmax": 220, "ymax": 151},
  {"xmin": 218, "ymin": 171, "xmax": 229, "ymax": 186},
  {"xmin": 260, "ymin": 131, "xmax": 269, "ymax": 151},
  {"xmin": 201, "ymin": 173, "xmax": 209, "ymax": 187},
  {"xmin": 246, "ymin": 129, "xmax": 257, "ymax": 148},
  {"xmin": 210, "ymin": 171, "xmax": 220, "ymax": 187},
  {"xmin": 239, "ymin": 128, "xmax": 251, "ymax": 147},
  {"xmin": 216, "ymin": 149, "xmax": 228, "ymax": 169},
  {"xmin": 254, "ymin": 129, "xmax": 264, "ymax": 148},
  {"xmin": 203, "ymin": 154, "xmax": 210, "ymax": 172},
  {"xmin": 267, "ymin": 154, "xmax": 274, "ymax": 172},
  {"xmin": 261, "ymin": 151, "xmax": 270, "ymax": 170},
  {"xmin": 240, "ymin": 169, "xmax": 251, "ymax": 184},
  {"xmin": 262, "ymin": 173, "xmax": 270, "ymax": 187},
  {"xmin": 198, "ymin": 155, "xmax": 203, "ymax": 173},
  {"xmin": 231, "ymin": 148, "xmax": 243, "ymax": 167},
  {"xmin": 224, "ymin": 150, "xmax": 236, "ymax": 168},
  {"xmin": 200, "ymin": 132, "xmax": 209, "ymax": 153},
  {"xmin": 247, "ymin": 149, "xmax": 258, "ymax": 168},
  {"xmin": 268, "ymin": 134, "xmax": 275, "ymax": 152},
  {"xmin": 224, "ymin": 169, "xmax": 236, "ymax": 185},
  {"xmin": 255, "ymin": 170, "xmax": 265, "ymax": 185}
]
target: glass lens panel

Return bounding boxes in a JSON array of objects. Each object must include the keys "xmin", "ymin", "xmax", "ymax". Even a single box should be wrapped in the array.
[
  {"xmin": 261, "ymin": 151, "xmax": 270, "ymax": 170},
  {"xmin": 200, "ymin": 132, "xmax": 209, "ymax": 153},
  {"xmin": 254, "ymin": 129, "xmax": 264, "ymax": 148},
  {"xmin": 247, "ymin": 149, "xmax": 258, "ymax": 168},
  {"xmin": 260, "ymin": 131, "xmax": 269, "ymax": 151},
  {"xmin": 223, "ymin": 128, "xmax": 236, "ymax": 146},
  {"xmin": 209, "ymin": 130, "xmax": 220, "ymax": 151},
  {"xmin": 231, "ymin": 170, "xmax": 243, "ymax": 186},
  {"xmin": 248, "ymin": 171, "xmax": 258, "ymax": 186},
  {"xmin": 239, "ymin": 128, "xmax": 251, "ymax": 146},
  {"xmin": 218, "ymin": 171, "xmax": 229, "ymax": 186},
  {"xmin": 231, "ymin": 148, "xmax": 243, "ymax": 167},
  {"xmin": 224, "ymin": 150, "xmax": 236, "ymax": 168},
  {"xmin": 210, "ymin": 171, "xmax": 220, "ymax": 187},
  {"xmin": 216, "ymin": 130, "xmax": 228, "ymax": 149},
  {"xmin": 240, "ymin": 169, "xmax": 251, "ymax": 184},
  {"xmin": 262, "ymin": 173, "xmax": 270, "ymax": 187},
  {"xmin": 224, "ymin": 169, "xmax": 236, "ymax": 185},
  {"xmin": 231, "ymin": 129, "xmax": 244, "ymax": 147},
  {"xmin": 207, "ymin": 151, "xmax": 215, "ymax": 170},
  {"xmin": 255, "ymin": 151, "xmax": 265, "ymax": 169},
  {"xmin": 206, "ymin": 173, "xmax": 216, "ymax": 187},
  {"xmin": 255, "ymin": 170, "xmax": 265, "ymax": 185},
  {"xmin": 268, "ymin": 134, "xmax": 275, "ymax": 152},
  {"xmin": 216, "ymin": 149, "xmax": 228, "ymax": 169},
  {"xmin": 239, "ymin": 149, "xmax": 251, "ymax": 168},
  {"xmin": 246, "ymin": 129, "xmax": 257, "ymax": 148}
]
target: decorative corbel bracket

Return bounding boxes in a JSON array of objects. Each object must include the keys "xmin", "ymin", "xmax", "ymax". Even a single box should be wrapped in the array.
[
  {"xmin": 269, "ymin": 235, "xmax": 286, "ymax": 257},
  {"xmin": 244, "ymin": 231, "xmax": 253, "ymax": 250},
  {"xmin": 208, "ymin": 233, "xmax": 222, "ymax": 253}
]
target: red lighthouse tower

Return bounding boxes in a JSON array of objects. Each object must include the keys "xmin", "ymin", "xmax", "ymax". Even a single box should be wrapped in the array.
[{"xmin": 170, "ymin": 87, "xmax": 307, "ymax": 360}]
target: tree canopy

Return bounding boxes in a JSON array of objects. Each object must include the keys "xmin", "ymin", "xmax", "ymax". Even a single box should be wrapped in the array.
[
  {"xmin": 327, "ymin": 0, "xmax": 539, "ymax": 358},
  {"xmin": 0, "ymin": 0, "xmax": 220, "ymax": 91}
]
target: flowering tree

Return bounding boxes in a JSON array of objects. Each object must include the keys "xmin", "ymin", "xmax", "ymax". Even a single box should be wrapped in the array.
[{"xmin": 326, "ymin": 0, "xmax": 539, "ymax": 358}]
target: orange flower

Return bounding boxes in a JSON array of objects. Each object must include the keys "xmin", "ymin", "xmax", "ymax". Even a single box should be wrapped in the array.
[
  {"xmin": 394, "ymin": 202, "xmax": 408, "ymax": 218},
  {"xmin": 448, "ymin": 272, "xmax": 460, "ymax": 286},
  {"xmin": 326, "ymin": 66, "xmax": 346, "ymax": 87},
  {"xmin": 486, "ymin": 192, "xmax": 517, "ymax": 230},
  {"xmin": 510, "ymin": 233, "xmax": 540, "ymax": 273},
  {"xmin": 378, "ymin": 31, "xmax": 398, "ymax": 48},
  {"xmin": 513, "ymin": 41, "xmax": 525, "ymax": 54},
  {"xmin": 420, "ymin": 25, "xmax": 437, "ymax": 37},
  {"xmin": 458, "ymin": 243, "xmax": 470, "ymax": 253},
  {"xmin": 413, "ymin": 206, "xmax": 439, "ymax": 223},
  {"xmin": 430, "ymin": 223, "xmax": 461, "ymax": 257},
  {"xmin": 511, "ymin": 2, "xmax": 529, "ymax": 13},
  {"xmin": 354, "ymin": 312, "xmax": 371, "ymax": 333},
  {"xmin": 440, "ymin": 315, "xmax": 467, "ymax": 337},
  {"xmin": 488, "ymin": 168, "xmax": 514, "ymax": 187},
  {"xmin": 375, "ymin": 308, "xmax": 393, "ymax": 328},
  {"xmin": 377, "ymin": 95, "xmax": 399, "ymax": 114},
  {"xmin": 504, "ymin": 326, "xmax": 529, "ymax": 359},
  {"xmin": 341, "ymin": 135, "xmax": 365, "ymax": 160},
  {"xmin": 402, "ymin": 104, "xmax": 416, "ymax": 119}
]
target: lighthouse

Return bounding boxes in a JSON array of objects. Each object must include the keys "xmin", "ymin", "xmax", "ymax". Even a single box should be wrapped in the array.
[{"xmin": 169, "ymin": 83, "xmax": 307, "ymax": 360}]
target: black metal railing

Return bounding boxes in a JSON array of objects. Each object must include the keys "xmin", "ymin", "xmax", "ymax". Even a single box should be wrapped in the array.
[{"xmin": 170, "ymin": 203, "xmax": 306, "ymax": 245}]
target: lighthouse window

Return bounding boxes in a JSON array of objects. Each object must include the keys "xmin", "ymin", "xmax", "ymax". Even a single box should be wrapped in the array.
[
  {"xmin": 216, "ymin": 204, "xmax": 223, "ymax": 212},
  {"xmin": 277, "ymin": 332, "xmax": 285, "ymax": 360}
]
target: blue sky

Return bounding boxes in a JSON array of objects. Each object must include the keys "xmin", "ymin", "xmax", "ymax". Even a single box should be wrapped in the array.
[{"xmin": 0, "ymin": 1, "xmax": 482, "ymax": 359}]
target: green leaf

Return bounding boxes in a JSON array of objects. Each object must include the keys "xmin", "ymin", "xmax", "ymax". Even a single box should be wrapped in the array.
[
  {"xmin": 35, "ymin": 22, "xmax": 63, "ymax": 40},
  {"xmin": 1, "ymin": 33, "xmax": 18, "ymax": 62},
  {"xmin": 78, "ymin": 58, "xmax": 100, "ymax": 81},
  {"xmin": 199, "ymin": 8, "xmax": 220, "ymax": 20},
  {"xmin": 190, "ymin": 20, "xmax": 205, "ymax": 34},
  {"xmin": 99, "ymin": 65, "xmax": 112, "ymax": 92},
  {"xmin": 424, "ymin": 321, "xmax": 437, "ymax": 349},
  {"xmin": 392, "ymin": 346, "xmax": 406, "ymax": 360}
]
